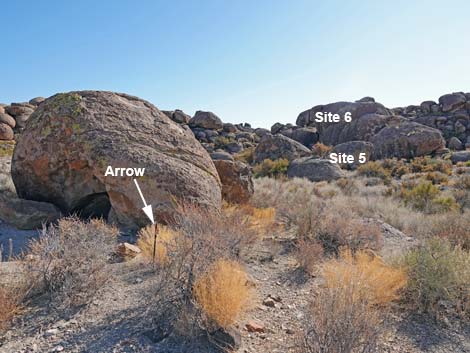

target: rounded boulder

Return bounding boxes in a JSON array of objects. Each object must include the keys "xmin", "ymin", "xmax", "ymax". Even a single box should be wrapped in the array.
[{"xmin": 12, "ymin": 91, "xmax": 222, "ymax": 229}]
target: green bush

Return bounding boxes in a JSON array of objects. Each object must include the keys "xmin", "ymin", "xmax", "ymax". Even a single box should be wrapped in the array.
[
  {"xmin": 214, "ymin": 136, "xmax": 234, "ymax": 149},
  {"xmin": 402, "ymin": 238, "xmax": 470, "ymax": 319},
  {"xmin": 410, "ymin": 157, "xmax": 452, "ymax": 175},
  {"xmin": 357, "ymin": 161, "xmax": 391, "ymax": 181},
  {"xmin": 400, "ymin": 181, "xmax": 458, "ymax": 213},
  {"xmin": 253, "ymin": 159, "xmax": 289, "ymax": 178},
  {"xmin": 234, "ymin": 146, "xmax": 255, "ymax": 165}
]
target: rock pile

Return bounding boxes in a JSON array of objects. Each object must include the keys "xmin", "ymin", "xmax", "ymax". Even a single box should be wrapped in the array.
[
  {"xmin": 3, "ymin": 91, "xmax": 469, "ymax": 224},
  {"xmin": 0, "ymin": 97, "xmax": 44, "ymax": 141},
  {"xmin": 394, "ymin": 92, "xmax": 470, "ymax": 150}
]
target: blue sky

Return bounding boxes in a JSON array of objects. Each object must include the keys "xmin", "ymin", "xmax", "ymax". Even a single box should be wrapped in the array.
[{"xmin": 1, "ymin": 0, "xmax": 470, "ymax": 128}]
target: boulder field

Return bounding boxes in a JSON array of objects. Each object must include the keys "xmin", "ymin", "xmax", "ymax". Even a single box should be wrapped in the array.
[
  {"xmin": 12, "ymin": 91, "xmax": 222, "ymax": 230},
  {"xmin": 2, "ymin": 90, "xmax": 470, "ymax": 229}
]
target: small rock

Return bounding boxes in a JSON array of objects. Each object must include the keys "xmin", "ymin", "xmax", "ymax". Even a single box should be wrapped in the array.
[
  {"xmin": 117, "ymin": 242, "xmax": 142, "ymax": 258},
  {"xmin": 45, "ymin": 328, "xmax": 59, "ymax": 337},
  {"xmin": 246, "ymin": 320, "xmax": 265, "ymax": 333},
  {"xmin": 263, "ymin": 297, "xmax": 276, "ymax": 307}
]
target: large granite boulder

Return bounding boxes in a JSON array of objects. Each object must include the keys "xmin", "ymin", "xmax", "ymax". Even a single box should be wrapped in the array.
[
  {"xmin": 321, "ymin": 113, "xmax": 390, "ymax": 146},
  {"xmin": 0, "ymin": 113, "xmax": 16, "ymax": 129},
  {"xmin": 213, "ymin": 160, "xmax": 254, "ymax": 204},
  {"xmin": 0, "ymin": 124, "xmax": 14, "ymax": 140},
  {"xmin": 371, "ymin": 121, "xmax": 445, "ymax": 159},
  {"xmin": 296, "ymin": 100, "xmax": 390, "ymax": 129},
  {"xmin": 287, "ymin": 157, "xmax": 344, "ymax": 182},
  {"xmin": 253, "ymin": 134, "xmax": 311, "ymax": 163},
  {"xmin": 450, "ymin": 151, "xmax": 470, "ymax": 164},
  {"xmin": 439, "ymin": 92, "xmax": 467, "ymax": 113},
  {"xmin": 12, "ymin": 91, "xmax": 222, "ymax": 229},
  {"xmin": 162, "ymin": 109, "xmax": 191, "ymax": 124},
  {"xmin": 332, "ymin": 141, "xmax": 374, "ymax": 169},
  {"xmin": 29, "ymin": 97, "xmax": 46, "ymax": 106},
  {"xmin": 189, "ymin": 111, "xmax": 223, "ymax": 130},
  {"xmin": 280, "ymin": 127, "xmax": 318, "ymax": 148},
  {"xmin": 5, "ymin": 103, "xmax": 35, "ymax": 131},
  {"xmin": 0, "ymin": 195, "xmax": 61, "ymax": 230},
  {"xmin": 297, "ymin": 100, "xmax": 391, "ymax": 146}
]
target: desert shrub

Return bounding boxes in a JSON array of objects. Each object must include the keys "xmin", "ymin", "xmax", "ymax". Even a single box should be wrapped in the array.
[
  {"xmin": 399, "ymin": 181, "xmax": 458, "ymax": 213},
  {"xmin": 26, "ymin": 217, "xmax": 118, "ymax": 310},
  {"xmin": 292, "ymin": 202, "xmax": 381, "ymax": 255},
  {"xmin": 425, "ymin": 213, "xmax": 470, "ymax": 249},
  {"xmin": 252, "ymin": 178, "xmax": 382, "ymax": 254},
  {"xmin": 294, "ymin": 238, "xmax": 324, "ymax": 274},
  {"xmin": 452, "ymin": 175, "xmax": 470, "ymax": 210},
  {"xmin": 454, "ymin": 174, "xmax": 470, "ymax": 189},
  {"xmin": 323, "ymin": 250, "xmax": 407, "ymax": 306},
  {"xmin": 193, "ymin": 259, "xmax": 252, "ymax": 329},
  {"xmin": 235, "ymin": 146, "xmax": 255, "ymax": 165},
  {"xmin": 315, "ymin": 214, "xmax": 382, "ymax": 256},
  {"xmin": 410, "ymin": 156, "xmax": 452, "ymax": 175},
  {"xmin": 253, "ymin": 158, "xmax": 289, "ymax": 178},
  {"xmin": 425, "ymin": 171, "xmax": 448, "ymax": 185},
  {"xmin": 335, "ymin": 178, "xmax": 358, "ymax": 196},
  {"xmin": 0, "ymin": 141, "xmax": 15, "ymax": 157},
  {"xmin": 381, "ymin": 158, "xmax": 411, "ymax": 178},
  {"xmin": 311, "ymin": 142, "xmax": 332, "ymax": 158},
  {"xmin": 0, "ymin": 287, "xmax": 21, "ymax": 331},
  {"xmin": 143, "ymin": 205, "xmax": 258, "ymax": 341},
  {"xmin": 402, "ymin": 238, "xmax": 470, "ymax": 319},
  {"xmin": 299, "ymin": 250, "xmax": 406, "ymax": 352},
  {"xmin": 299, "ymin": 281, "xmax": 382, "ymax": 353},
  {"xmin": 213, "ymin": 136, "xmax": 233, "ymax": 149},
  {"xmin": 0, "ymin": 278, "xmax": 30, "ymax": 331},
  {"xmin": 357, "ymin": 161, "xmax": 390, "ymax": 181},
  {"xmin": 137, "ymin": 225, "xmax": 180, "ymax": 265}
]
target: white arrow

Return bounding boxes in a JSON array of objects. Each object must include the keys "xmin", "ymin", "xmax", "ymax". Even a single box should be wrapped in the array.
[{"xmin": 133, "ymin": 178, "xmax": 155, "ymax": 224}]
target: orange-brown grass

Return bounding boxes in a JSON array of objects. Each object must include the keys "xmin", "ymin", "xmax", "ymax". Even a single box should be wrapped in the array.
[
  {"xmin": 311, "ymin": 142, "xmax": 332, "ymax": 158},
  {"xmin": 223, "ymin": 203, "xmax": 277, "ymax": 238},
  {"xmin": 323, "ymin": 250, "xmax": 407, "ymax": 306},
  {"xmin": 193, "ymin": 259, "xmax": 252, "ymax": 328},
  {"xmin": 137, "ymin": 225, "xmax": 180, "ymax": 265}
]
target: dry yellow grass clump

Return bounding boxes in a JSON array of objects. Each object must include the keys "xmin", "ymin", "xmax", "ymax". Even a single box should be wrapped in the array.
[
  {"xmin": 323, "ymin": 250, "xmax": 407, "ymax": 306},
  {"xmin": 223, "ymin": 203, "xmax": 277, "ymax": 237},
  {"xmin": 193, "ymin": 259, "xmax": 252, "ymax": 328},
  {"xmin": 137, "ymin": 225, "xmax": 180, "ymax": 265}
]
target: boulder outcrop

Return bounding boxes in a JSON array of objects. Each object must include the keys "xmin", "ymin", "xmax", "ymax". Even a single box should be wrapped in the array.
[
  {"xmin": 287, "ymin": 157, "xmax": 344, "ymax": 182},
  {"xmin": 371, "ymin": 121, "xmax": 445, "ymax": 159},
  {"xmin": 12, "ymin": 91, "xmax": 222, "ymax": 229},
  {"xmin": 213, "ymin": 160, "xmax": 254, "ymax": 204},
  {"xmin": 332, "ymin": 141, "xmax": 374, "ymax": 169},
  {"xmin": 189, "ymin": 111, "xmax": 223, "ymax": 130},
  {"xmin": 253, "ymin": 134, "xmax": 312, "ymax": 163},
  {"xmin": 0, "ymin": 124, "xmax": 14, "ymax": 140},
  {"xmin": 0, "ymin": 196, "xmax": 61, "ymax": 230}
]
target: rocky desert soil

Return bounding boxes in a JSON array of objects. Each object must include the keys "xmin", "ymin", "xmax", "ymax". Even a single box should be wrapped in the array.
[{"xmin": 0, "ymin": 221, "xmax": 469, "ymax": 353}]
